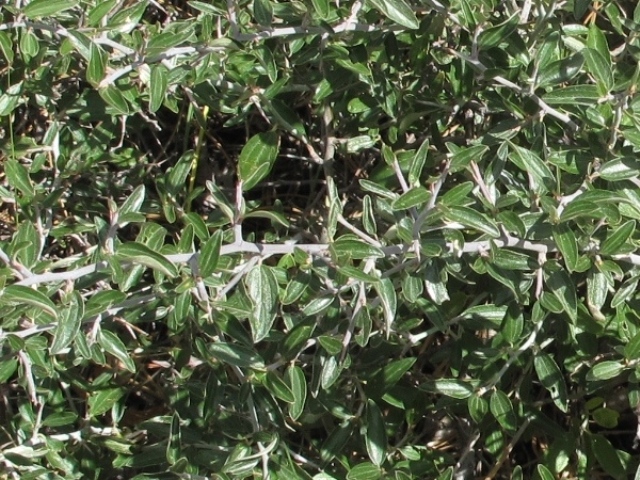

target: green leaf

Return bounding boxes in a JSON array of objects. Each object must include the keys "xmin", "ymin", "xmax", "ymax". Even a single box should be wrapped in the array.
[
  {"xmin": 372, "ymin": 358, "xmax": 416, "ymax": 391},
  {"xmin": 448, "ymin": 144, "xmax": 489, "ymax": 172},
  {"xmin": 87, "ymin": 42, "xmax": 106, "ymax": 86},
  {"xmin": 359, "ymin": 179, "xmax": 397, "ymax": 200},
  {"xmin": 42, "ymin": 412, "xmax": 78, "ymax": 428},
  {"xmin": 321, "ymin": 355, "xmax": 341, "ymax": 390},
  {"xmin": 501, "ymin": 305, "xmax": 523, "ymax": 344},
  {"xmin": 149, "ymin": 64, "xmax": 168, "ymax": 113},
  {"xmin": 2, "ymin": 285, "xmax": 57, "ymax": 318},
  {"xmin": 509, "ymin": 143, "xmax": 555, "ymax": 193},
  {"xmin": 208, "ymin": 342, "xmax": 265, "ymax": 369},
  {"xmin": 19, "ymin": 30, "xmax": 39, "ymax": 58},
  {"xmin": 166, "ymin": 412, "xmax": 181, "ymax": 465},
  {"xmin": 50, "ymin": 292, "xmax": 84, "ymax": 355},
  {"xmin": 408, "ymin": 138, "xmax": 429, "ymax": 186},
  {"xmin": 587, "ymin": 268, "xmax": 608, "ymax": 314},
  {"xmin": 535, "ymin": 464, "xmax": 555, "ymax": 480},
  {"xmin": 587, "ymin": 23, "xmax": 610, "ymax": 63},
  {"xmin": 534, "ymin": 354, "xmax": 568, "ymax": 412},
  {"xmin": 490, "ymin": 390, "xmax": 517, "ymax": 431},
  {"xmin": 484, "ymin": 262, "xmax": 524, "ymax": 300},
  {"xmin": 440, "ymin": 181, "xmax": 474, "ymax": 208},
  {"xmin": 367, "ymin": 0, "xmax": 419, "ymax": 29},
  {"xmin": 332, "ymin": 237, "xmax": 384, "ymax": 260},
  {"xmin": 490, "ymin": 247, "xmax": 537, "ymax": 271},
  {"xmin": 402, "ymin": 273, "xmax": 423, "ymax": 303},
  {"xmin": 108, "ymin": 0, "xmax": 149, "ymax": 33},
  {"xmin": 118, "ymin": 185, "xmax": 145, "ymax": 219},
  {"xmin": 185, "ymin": 212, "xmax": 209, "ymax": 240},
  {"xmin": 14, "ymin": 221, "xmax": 39, "ymax": 268},
  {"xmin": 253, "ymin": 0, "xmax": 273, "ymax": 26},
  {"xmin": 468, "ymin": 395, "xmax": 488, "ymax": 423},
  {"xmin": 365, "ymin": 400, "xmax": 387, "ymax": 466},
  {"xmin": 552, "ymin": 224, "xmax": 579, "ymax": 273},
  {"xmin": 542, "ymin": 85, "xmax": 601, "ymax": 105},
  {"xmin": 537, "ymin": 53, "xmax": 584, "ymax": 87},
  {"xmin": 599, "ymin": 157, "xmax": 640, "ymax": 181},
  {"xmin": 0, "ymin": 31, "xmax": 14, "ymax": 63},
  {"xmin": 336, "ymin": 265, "xmax": 380, "ymax": 284},
  {"xmin": 245, "ymin": 265, "xmax": 278, "ymax": 342},
  {"xmin": 302, "ymin": 296, "xmax": 334, "ymax": 316},
  {"xmin": 583, "ymin": 48, "xmax": 613, "ymax": 93},
  {"xmin": 99, "ymin": 86, "xmax": 130, "ymax": 115},
  {"xmin": 265, "ymin": 371, "xmax": 295, "ymax": 403},
  {"xmin": 87, "ymin": 0, "xmax": 117, "ymax": 26},
  {"xmin": 424, "ymin": 261, "xmax": 449, "ymax": 305},
  {"xmin": 167, "ymin": 151, "xmax": 194, "ymax": 194},
  {"xmin": 346, "ymin": 135, "xmax": 377, "ymax": 154},
  {"xmin": 478, "ymin": 14, "xmax": 518, "ymax": 48},
  {"xmin": 587, "ymin": 361, "xmax": 625, "ymax": 381},
  {"xmin": 267, "ymin": 99, "xmax": 307, "ymax": 138},
  {"xmin": 443, "ymin": 205, "xmax": 500, "ymax": 237},
  {"xmin": 497, "ymin": 211, "xmax": 526, "ymax": 237},
  {"xmin": 286, "ymin": 365, "xmax": 306, "ymax": 420},
  {"xmin": 238, "ymin": 132, "xmax": 279, "ymax": 191},
  {"xmin": 590, "ymin": 434, "xmax": 626, "ymax": 479},
  {"xmin": 24, "ymin": 0, "xmax": 79, "ymax": 17},
  {"xmin": 429, "ymin": 379, "xmax": 474, "ymax": 399},
  {"xmin": 592, "ymin": 407, "xmax": 619, "ymax": 429},
  {"xmin": 116, "ymin": 242, "xmax": 178, "ymax": 278},
  {"xmin": 612, "ymin": 277, "xmax": 638, "ymax": 308},
  {"xmin": 88, "ymin": 388, "xmax": 125, "ymax": 417},
  {"xmin": 437, "ymin": 467, "xmax": 454, "ymax": 480},
  {"xmin": 0, "ymin": 359, "xmax": 18, "ymax": 384},
  {"xmin": 282, "ymin": 271, "xmax": 310, "ymax": 305},
  {"xmin": 624, "ymin": 331, "xmax": 640, "ymax": 360},
  {"xmin": 600, "ymin": 220, "xmax": 635, "ymax": 255},
  {"xmin": 320, "ymin": 422, "xmax": 353, "ymax": 462},
  {"xmin": 98, "ymin": 329, "xmax": 136, "ymax": 372},
  {"xmin": 318, "ymin": 335, "xmax": 342, "ymax": 355},
  {"xmin": 462, "ymin": 304, "xmax": 508, "ymax": 327},
  {"xmin": 560, "ymin": 199, "xmax": 601, "ymax": 222},
  {"xmin": 199, "ymin": 230, "xmax": 222, "ymax": 278},
  {"xmin": 374, "ymin": 278, "xmax": 397, "ymax": 333},
  {"xmin": 545, "ymin": 267, "xmax": 577, "ymax": 321},
  {"xmin": 5, "ymin": 159, "xmax": 35, "ymax": 197},
  {"xmin": 391, "ymin": 187, "xmax": 431, "ymax": 210},
  {"xmin": 311, "ymin": 0, "xmax": 330, "ymax": 20},
  {"xmin": 347, "ymin": 463, "xmax": 382, "ymax": 480}
]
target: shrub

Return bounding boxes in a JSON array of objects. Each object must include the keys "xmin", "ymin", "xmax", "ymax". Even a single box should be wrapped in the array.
[{"xmin": 2, "ymin": 0, "xmax": 640, "ymax": 478}]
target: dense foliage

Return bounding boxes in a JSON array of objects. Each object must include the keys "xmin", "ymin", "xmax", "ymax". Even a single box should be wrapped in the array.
[{"xmin": 3, "ymin": 0, "xmax": 640, "ymax": 478}]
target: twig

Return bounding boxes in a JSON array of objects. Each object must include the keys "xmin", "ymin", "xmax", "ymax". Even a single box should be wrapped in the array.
[
  {"xmin": 0, "ymin": 246, "xmax": 32, "ymax": 280},
  {"xmin": 0, "ymin": 294, "xmax": 156, "ymax": 341},
  {"xmin": 18, "ymin": 350, "xmax": 38, "ymax": 405},
  {"xmin": 469, "ymin": 160, "xmax": 495, "ymax": 207},
  {"xmin": 11, "ymin": 235, "xmax": 560, "ymax": 288}
]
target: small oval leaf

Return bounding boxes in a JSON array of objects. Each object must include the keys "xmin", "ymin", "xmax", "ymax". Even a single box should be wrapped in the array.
[{"xmin": 239, "ymin": 132, "xmax": 279, "ymax": 191}]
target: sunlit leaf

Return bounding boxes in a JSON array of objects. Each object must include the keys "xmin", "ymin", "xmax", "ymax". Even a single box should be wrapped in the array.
[
  {"xmin": 238, "ymin": 132, "xmax": 279, "ymax": 191},
  {"xmin": 24, "ymin": 0, "xmax": 79, "ymax": 17},
  {"xmin": 245, "ymin": 265, "xmax": 278, "ymax": 342},
  {"xmin": 116, "ymin": 242, "xmax": 178, "ymax": 278},
  {"xmin": 367, "ymin": 0, "xmax": 419, "ymax": 29},
  {"xmin": 98, "ymin": 329, "xmax": 136, "ymax": 372}
]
